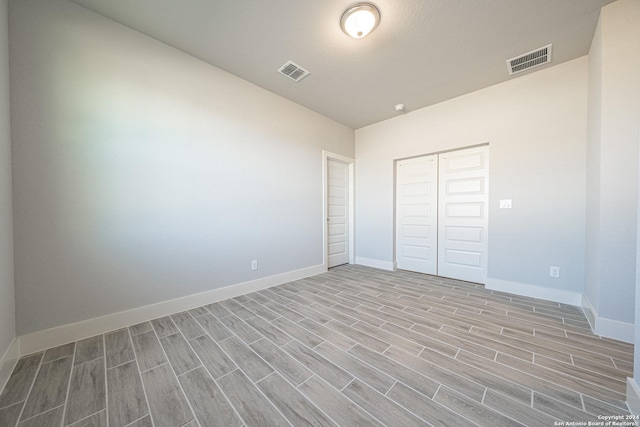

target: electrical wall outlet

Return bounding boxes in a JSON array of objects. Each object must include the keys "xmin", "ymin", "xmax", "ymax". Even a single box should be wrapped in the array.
[
  {"xmin": 549, "ymin": 266, "xmax": 560, "ymax": 278},
  {"xmin": 251, "ymin": 260, "xmax": 258, "ymax": 271},
  {"xmin": 499, "ymin": 199, "xmax": 512, "ymax": 209}
]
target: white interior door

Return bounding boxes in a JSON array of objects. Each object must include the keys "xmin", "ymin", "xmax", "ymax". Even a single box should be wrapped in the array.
[
  {"xmin": 396, "ymin": 155, "xmax": 438, "ymax": 275},
  {"xmin": 327, "ymin": 159, "xmax": 349, "ymax": 268},
  {"xmin": 437, "ymin": 146, "xmax": 489, "ymax": 283}
]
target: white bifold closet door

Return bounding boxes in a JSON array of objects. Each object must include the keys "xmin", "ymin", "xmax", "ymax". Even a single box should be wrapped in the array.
[
  {"xmin": 396, "ymin": 155, "xmax": 439, "ymax": 275},
  {"xmin": 437, "ymin": 146, "xmax": 489, "ymax": 283},
  {"xmin": 396, "ymin": 146, "xmax": 489, "ymax": 284}
]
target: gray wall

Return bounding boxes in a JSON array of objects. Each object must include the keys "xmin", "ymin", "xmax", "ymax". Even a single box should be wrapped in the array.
[
  {"xmin": 0, "ymin": 0, "xmax": 15, "ymax": 357},
  {"xmin": 585, "ymin": 0, "xmax": 640, "ymax": 327},
  {"xmin": 10, "ymin": 0, "xmax": 354, "ymax": 335},
  {"xmin": 585, "ymin": 12, "xmax": 603, "ymax": 318},
  {"xmin": 355, "ymin": 57, "xmax": 588, "ymax": 298},
  {"xmin": 635, "ymin": 112, "xmax": 640, "ymax": 403}
]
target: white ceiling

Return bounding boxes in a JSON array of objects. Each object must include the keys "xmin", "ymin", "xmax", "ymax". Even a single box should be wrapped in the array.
[{"xmin": 70, "ymin": 0, "xmax": 613, "ymax": 129}]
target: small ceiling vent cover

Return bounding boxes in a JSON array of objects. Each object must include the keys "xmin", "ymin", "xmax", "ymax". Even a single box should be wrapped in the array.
[
  {"xmin": 277, "ymin": 60, "xmax": 310, "ymax": 82},
  {"xmin": 507, "ymin": 44, "xmax": 552, "ymax": 75}
]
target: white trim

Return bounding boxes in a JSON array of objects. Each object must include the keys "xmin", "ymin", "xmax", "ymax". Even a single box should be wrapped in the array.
[
  {"xmin": 593, "ymin": 318, "xmax": 634, "ymax": 343},
  {"xmin": 322, "ymin": 150, "xmax": 355, "ymax": 269},
  {"xmin": 581, "ymin": 295, "xmax": 596, "ymax": 330},
  {"xmin": 355, "ymin": 257, "xmax": 395, "ymax": 271},
  {"xmin": 484, "ymin": 278, "xmax": 583, "ymax": 306},
  {"xmin": 582, "ymin": 295, "xmax": 635, "ymax": 343},
  {"xmin": 0, "ymin": 337, "xmax": 20, "ymax": 393},
  {"xmin": 627, "ymin": 378, "xmax": 640, "ymax": 415},
  {"xmin": 19, "ymin": 264, "xmax": 325, "ymax": 355}
]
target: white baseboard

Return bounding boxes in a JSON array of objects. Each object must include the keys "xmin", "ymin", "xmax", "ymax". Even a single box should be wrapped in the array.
[
  {"xmin": 627, "ymin": 378, "xmax": 640, "ymax": 415},
  {"xmin": 594, "ymin": 318, "xmax": 635, "ymax": 344},
  {"xmin": 581, "ymin": 296, "xmax": 634, "ymax": 343},
  {"xmin": 581, "ymin": 296, "xmax": 596, "ymax": 330},
  {"xmin": 355, "ymin": 257, "xmax": 395, "ymax": 271},
  {"xmin": 485, "ymin": 278, "xmax": 583, "ymax": 306},
  {"xmin": 487, "ymin": 280, "xmax": 634, "ymax": 342},
  {"xmin": 581, "ymin": 296, "xmax": 598, "ymax": 331},
  {"xmin": 19, "ymin": 264, "xmax": 326, "ymax": 355},
  {"xmin": 0, "ymin": 337, "xmax": 20, "ymax": 393}
]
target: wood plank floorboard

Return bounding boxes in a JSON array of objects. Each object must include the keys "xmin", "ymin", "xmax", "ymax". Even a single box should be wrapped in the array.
[
  {"xmin": 129, "ymin": 322, "xmax": 153, "ymax": 337},
  {"xmin": 0, "ymin": 353, "xmax": 42, "ymax": 409},
  {"xmin": 150, "ymin": 317, "xmax": 179, "ymax": 338},
  {"xmin": 158, "ymin": 333, "xmax": 201, "ymax": 376},
  {"xmin": 0, "ymin": 265, "xmax": 634, "ymax": 426},
  {"xmin": 218, "ymin": 314, "xmax": 262, "ymax": 344},
  {"xmin": 202, "ymin": 302, "xmax": 232, "ymax": 319},
  {"xmin": 256, "ymin": 372, "xmax": 339, "ymax": 427},
  {"xmin": 177, "ymin": 367, "xmax": 241, "ymax": 427},
  {"xmin": 64, "ymin": 358, "xmax": 106, "ymax": 425},
  {"xmin": 140, "ymin": 363, "xmax": 194, "ymax": 427},
  {"xmin": 217, "ymin": 370, "xmax": 290, "ymax": 427},
  {"xmin": 0, "ymin": 402, "xmax": 23, "ymax": 427},
  {"xmin": 313, "ymin": 341, "xmax": 395, "ymax": 394},
  {"xmin": 131, "ymin": 331, "xmax": 167, "ymax": 373},
  {"xmin": 106, "ymin": 361, "xmax": 149, "ymax": 427},
  {"xmin": 20, "ymin": 357, "xmax": 72, "ymax": 420},
  {"xmin": 282, "ymin": 340, "xmax": 353, "ymax": 390},
  {"xmin": 42, "ymin": 343, "xmax": 75, "ymax": 364},
  {"xmin": 18, "ymin": 406, "xmax": 64, "ymax": 427},
  {"xmin": 297, "ymin": 376, "xmax": 385, "ymax": 427},
  {"xmin": 249, "ymin": 338, "xmax": 313, "ymax": 387},
  {"xmin": 104, "ymin": 329, "xmax": 135, "ymax": 369},
  {"xmin": 341, "ymin": 379, "xmax": 427, "ymax": 427},
  {"xmin": 188, "ymin": 335, "xmax": 237, "ymax": 380},
  {"xmin": 169, "ymin": 312, "xmax": 205, "ymax": 341},
  {"xmin": 70, "ymin": 410, "xmax": 107, "ymax": 427},
  {"xmin": 193, "ymin": 313, "xmax": 233, "ymax": 342},
  {"xmin": 433, "ymin": 385, "xmax": 526, "ymax": 427},
  {"xmin": 73, "ymin": 336, "xmax": 103, "ymax": 366},
  {"xmin": 386, "ymin": 380, "xmax": 474, "ymax": 426}
]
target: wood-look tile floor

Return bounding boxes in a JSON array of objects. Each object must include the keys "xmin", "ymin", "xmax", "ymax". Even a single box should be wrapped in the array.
[{"xmin": 0, "ymin": 265, "xmax": 636, "ymax": 427}]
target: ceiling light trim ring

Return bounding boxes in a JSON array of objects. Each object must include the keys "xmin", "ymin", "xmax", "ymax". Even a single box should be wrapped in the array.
[{"xmin": 340, "ymin": 3, "xmax": 380, "ymax": 39}]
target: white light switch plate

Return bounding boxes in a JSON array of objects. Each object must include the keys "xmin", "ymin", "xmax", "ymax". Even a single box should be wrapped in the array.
[{"xmin": 500, "ymin": 199, "xmax": 512, "ymax": 209}]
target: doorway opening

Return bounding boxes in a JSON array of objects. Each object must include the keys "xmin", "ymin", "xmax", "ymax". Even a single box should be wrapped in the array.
[{"xmin": 323, "ymin": 151, "xmax": 355, "ymax": 270}]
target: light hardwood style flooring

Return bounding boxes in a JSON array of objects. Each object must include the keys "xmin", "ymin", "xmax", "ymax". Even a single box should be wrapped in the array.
[{"xmin": 0, "ymin": 265, "xmax": 635, "ymax": 426}]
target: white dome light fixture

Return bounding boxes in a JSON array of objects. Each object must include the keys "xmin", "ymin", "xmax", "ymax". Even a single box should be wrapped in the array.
[{"xmin": 340, "ymin": 3, "xmax": 380, "ymax": 39}]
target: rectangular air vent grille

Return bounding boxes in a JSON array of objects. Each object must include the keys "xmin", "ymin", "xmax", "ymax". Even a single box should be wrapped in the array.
[
  {"xmin": 507, "ymin": 44, "xmax": 552, "ymax": 75},
  {"xmin": 278, "ymin": 60, "xmax": 310, "ymax": 82}
]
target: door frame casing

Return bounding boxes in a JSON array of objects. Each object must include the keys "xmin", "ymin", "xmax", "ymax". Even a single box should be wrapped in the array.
[{"xmin": 322, "ymin": 151, "xmax": 355, "ymax": 271}]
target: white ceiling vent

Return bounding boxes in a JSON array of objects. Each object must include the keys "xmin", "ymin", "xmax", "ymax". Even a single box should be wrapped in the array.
[
  {"xmin": 277, "ymin": 60, "xmax": 310, "ymax": 82},
  {"xmin": 506, "ymin": 44, "xmax": 552, "ymax": 75}
]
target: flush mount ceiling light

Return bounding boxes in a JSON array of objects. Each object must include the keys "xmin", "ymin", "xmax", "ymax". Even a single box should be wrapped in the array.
[{"xmin": 340, "ymin": 3, "xmax": 380, "ymax": 39}]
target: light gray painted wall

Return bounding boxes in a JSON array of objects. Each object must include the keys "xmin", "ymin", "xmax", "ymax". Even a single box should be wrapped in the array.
[
  {"xmin": 10, "ymin": 0, "xmax": 354, "ymax": 335},
  {"xmin": 356, "ymin": 57, "xmax": 588, "ymax": 295},
  {"xmin": 635, "ymin": 113, "xmax": 640, "ymax": 389},
  {"xmin": 585, "ymin": 14, "xmax": 602, "ymax": 315},
  {"xmin": 585, "ymin": 0, "xmax": 640, "ymax": 326},
  {"xmin": 0, "ymin": 0, "xmax": 15, "ymax": 357}
]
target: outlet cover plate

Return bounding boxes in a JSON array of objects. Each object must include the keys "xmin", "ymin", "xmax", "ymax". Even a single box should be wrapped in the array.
[{"xmin": 500, "ymin": 199, "xmax": 512, "ymax": 209}]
